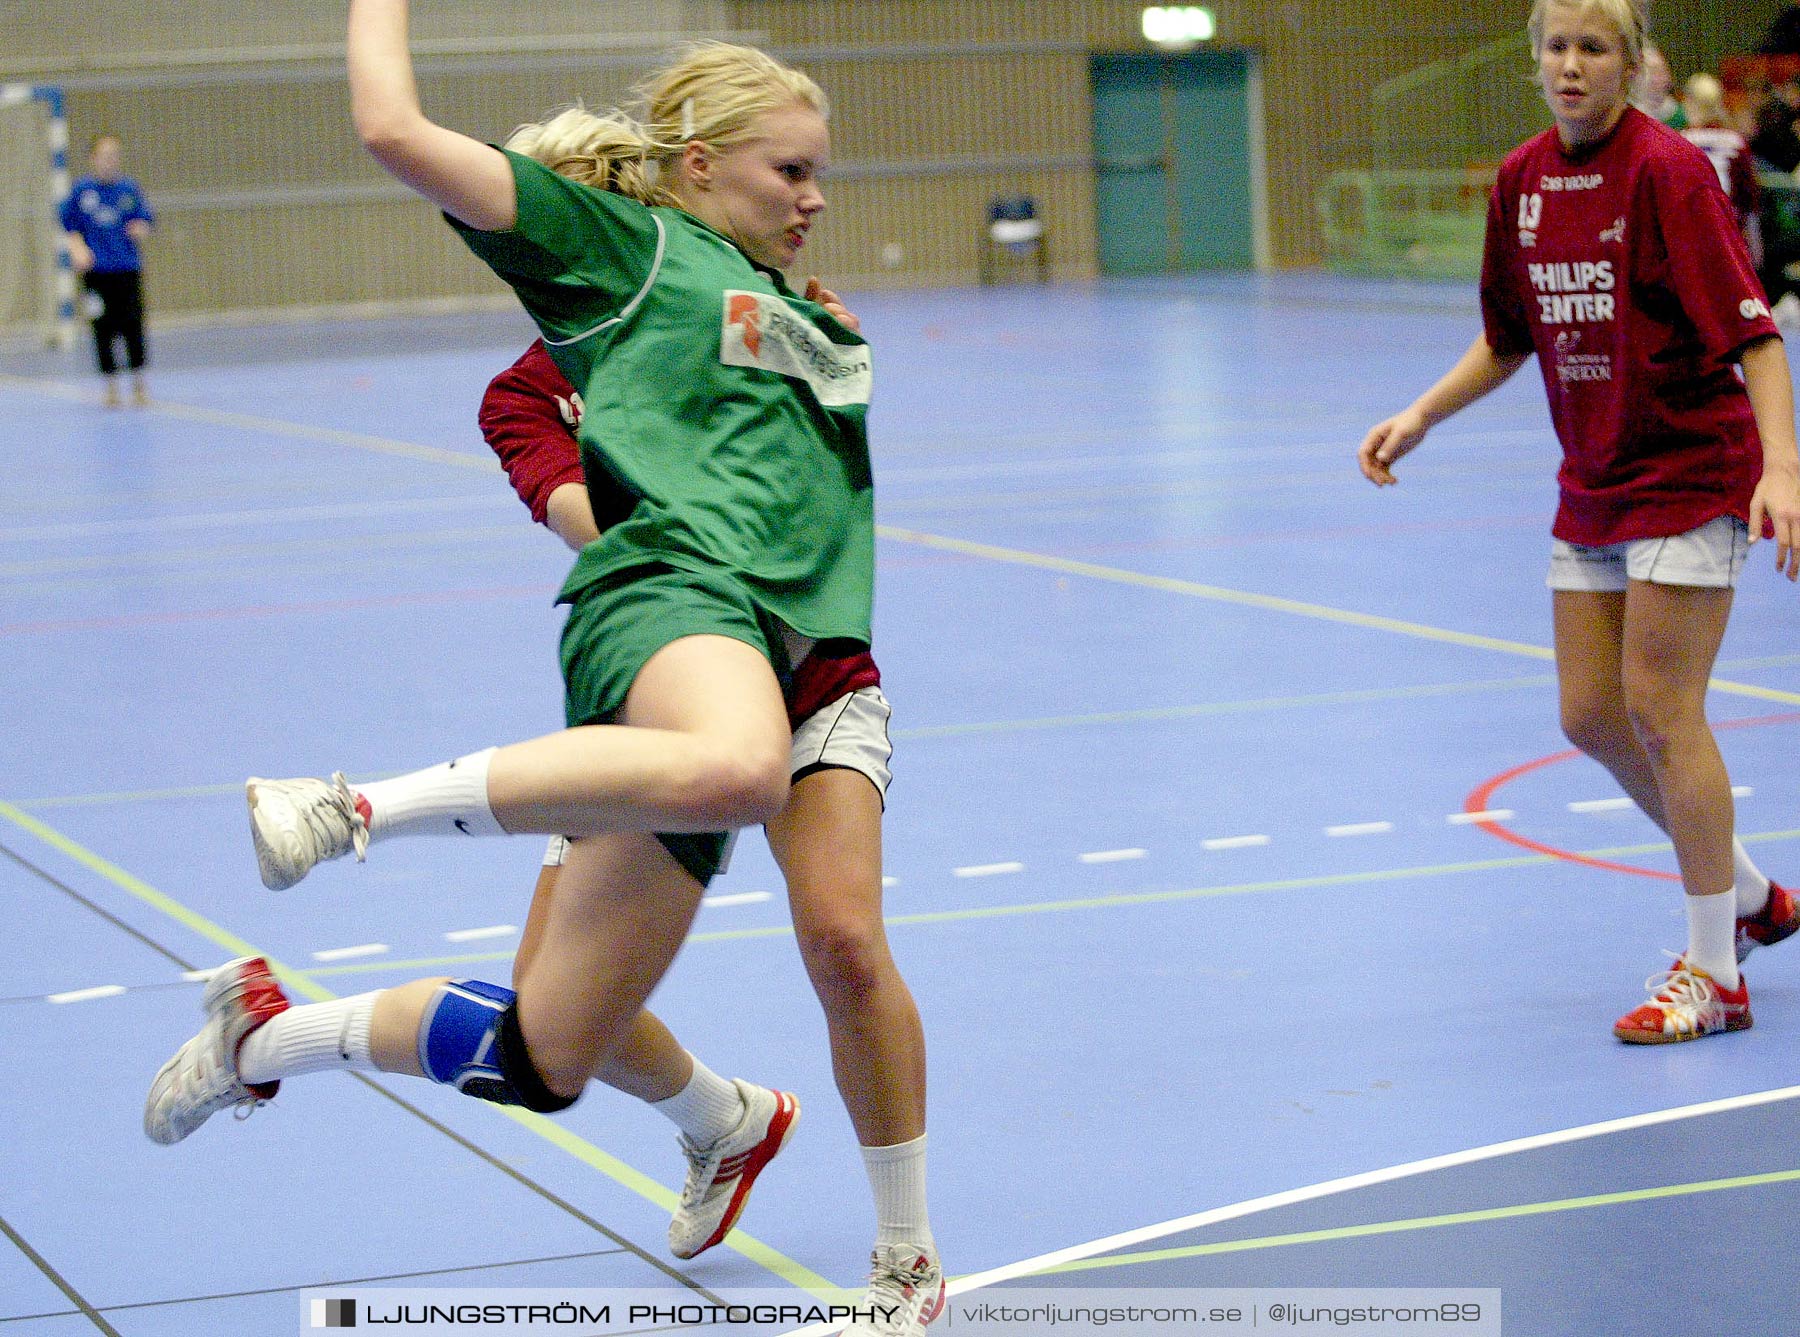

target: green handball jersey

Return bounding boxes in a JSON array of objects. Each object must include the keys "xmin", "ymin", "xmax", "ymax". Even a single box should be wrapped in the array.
[{"xmin": 452, "ymin": 150, "xmax": 874, "ymax": 651}]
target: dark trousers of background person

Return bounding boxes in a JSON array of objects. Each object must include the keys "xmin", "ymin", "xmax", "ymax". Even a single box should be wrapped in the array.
[{"xmin": 83, "ymin": 270, "xmax": 148, "ymax": 375}]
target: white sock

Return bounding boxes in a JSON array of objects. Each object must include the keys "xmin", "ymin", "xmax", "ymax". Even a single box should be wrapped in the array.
[
  {"xmin": 358, "ymin": 748, "xmax": 505, "ymax": 841},
  {"xmin": 649, "ymin": 1057, "xmax": 744, "ymax": 1146},
  {"xmin": 237, "ymin": 992, "xmax": 380, "ymax": 1085},
  {"xmin": 1685, "ymin": 890, "xmax": 1740, "ymax": 991},
  {"xmin": 862, "ymin": 1133, "xmax": 933, "ymax": 1250},
  {"xmin": 1733, "ymin": 839, "xmax": 1771, "ymax": 918}
]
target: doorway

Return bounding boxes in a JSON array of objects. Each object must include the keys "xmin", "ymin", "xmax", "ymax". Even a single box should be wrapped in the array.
[{"xmin": 1091, "ymin": 49, "xmax": 1268, "ymax": 273}]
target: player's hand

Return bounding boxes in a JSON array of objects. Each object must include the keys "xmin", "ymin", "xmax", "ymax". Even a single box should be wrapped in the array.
[
  {"xmin": 125, "ymin": 219, "xmax": 152, "ymax": 243},
  {"xmin": 1748, "ymin": 463, "xmax": 1800, "ymax": 581},
  {"xmin": 68, "ymin": 243, "xmax": 94, "ymax": 274},
  {"xmin": 803, "ymin": 276, "xmax": 860, "ymax": 333},
  {"xmin": 1358, "ymin": 409, "xmax": 1428, "ymax": 486}
]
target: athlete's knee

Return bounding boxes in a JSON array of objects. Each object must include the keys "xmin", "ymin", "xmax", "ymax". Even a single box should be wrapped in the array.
[
  {"xmin": 676, "ymin": 742, "xmax": 789, "ymax": 827},
  {"xmin": 417, "ymin": 979, "xmax": 579, "ymax": 1113},
  {"xmin": 798, "ymin": 907, "xmax": 894, "ymax": 1005},
  {"xmin": 1620, "ymin": 680, "xmax": 1698, "ymax": 764},
  {"xmin": 1559, "ymin": 695, "xmax": 1630, "ymax": 758}
]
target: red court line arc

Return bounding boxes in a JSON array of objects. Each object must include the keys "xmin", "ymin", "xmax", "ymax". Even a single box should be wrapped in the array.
[{"xmin": 1464, "ymin": 712, "xmax": 1800, "ymax": 881}]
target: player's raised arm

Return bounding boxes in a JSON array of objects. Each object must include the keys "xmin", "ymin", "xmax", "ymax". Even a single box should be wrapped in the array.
[{"xmin": 348, "ymin": 0, "xmax": 516, "ymax": 230}]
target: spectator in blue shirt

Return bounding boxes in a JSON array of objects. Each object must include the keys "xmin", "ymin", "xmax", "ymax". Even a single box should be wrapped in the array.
[{"xmin": 59, "ymin": 134, "xmax": 154, "ymax": 407}]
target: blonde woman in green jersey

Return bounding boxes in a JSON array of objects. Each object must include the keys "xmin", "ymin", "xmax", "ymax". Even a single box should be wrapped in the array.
[{"xmin": 145, "ymin": 5, "xmax": 940, "ymax": 1327}]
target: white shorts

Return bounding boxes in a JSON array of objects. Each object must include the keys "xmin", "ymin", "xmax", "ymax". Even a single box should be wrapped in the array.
[
  {"xmin": 1546, "ymin": 515, "xmax": 1749, "ymax": 593},
  {"xmin": 542, "ymin": 685, "xmax": 893, "ymax": 868}
]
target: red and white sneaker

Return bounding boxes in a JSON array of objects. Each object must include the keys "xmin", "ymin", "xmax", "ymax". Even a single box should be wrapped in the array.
[
  {"xmin": 144, "ymin": 957, "xmax": 290, "ymax": 1144},
  {"xmin": 1613, "ymin": 959, "xmax": 1751, "ymax": 1044},
  {"xmin": 1736, "ymin": 882, "xmax": 1799, "ymax": 963},
  {"xmin": 843, "ymin": 1244, "xmax": 945, "ymax": 1337},
  {"xmin": 667, "ymin": 1080, "xmax": 799, "ymax": 1259}
]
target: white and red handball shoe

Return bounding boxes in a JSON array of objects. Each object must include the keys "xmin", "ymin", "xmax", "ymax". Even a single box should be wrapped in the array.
[
  {"xmin": 842, "ymin": 1243, "xmax": 946, "ymax": 1337},
  {"xmin": 1736, "ymin": 882, "xmax": 1800, "ymax": 962},
  {"xmin": 1613, "ymin": 958, "xmax": 1750, "ymax": 1044},
  {"xmin": 144, "ymin": 956, "xmax": 290, "ymax": 1144},
  {"xmin": 667, "ymin": 1080, "xmax": 799, "ymax": 1259}
]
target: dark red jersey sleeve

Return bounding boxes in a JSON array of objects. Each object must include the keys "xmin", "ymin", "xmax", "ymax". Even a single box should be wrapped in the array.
[
  {"xmin": 479, "ymin": 340, "xmax": 588, "ymax": 526},
  {"xmin": 786, "ymin": 650, "xmax": 882, "ymax": 730},
  {"xmin": 1479, "ymin": 173, "xmax": 1535, "ymax": 359},
  {"xmin": 1653, "ymin": 166, "xmax": 1778, "ymax": 365}
]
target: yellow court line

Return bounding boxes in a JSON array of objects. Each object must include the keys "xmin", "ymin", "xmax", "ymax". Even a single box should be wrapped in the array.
[
  {"xmin": 1025, "ymin": 1166, "xmax": 1800, "ymax": 1275},
  {"xmin": 875, "ymin": 526, "xmax": 1800, "ymax": 707},
  {"xmin": 292, "ymin": 829, "xmax": 1800, "ymax": 980},
  {"xmin": 299, "ymin": 849, "xmax": 1558, "ymax": 978},
  {"xmin": 10, "ymin": 675, "xmax": 1559, "ymax": 812},
  {"xmin": 0, "ymin": 798, "xmax": 838, "ymax": 1298}
]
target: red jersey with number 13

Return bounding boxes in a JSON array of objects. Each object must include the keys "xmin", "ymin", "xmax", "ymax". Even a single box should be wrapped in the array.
[{"xmin": 1479, "ymin": 108, "xmax": 1778, "ymax": 546}]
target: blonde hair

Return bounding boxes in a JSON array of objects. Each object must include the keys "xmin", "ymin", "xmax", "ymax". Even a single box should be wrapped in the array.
[
  {"xmin": 1682, "ymin": 72, "xmax": 1729, "ymax": 127},
  {"xmin": 638, "ymin": 41, "xmax": 827, "ymax": 153},
  {"xmin": 1527, "ymin": 0, "xmax": 1647, "ymax": 69},
  {"xmin": 504, "ymin": 42, "xmax": 827, "ymax": 207},
  {"xmin": 504, "ymin": 107, "xmax": 675, "ymax": 206}
]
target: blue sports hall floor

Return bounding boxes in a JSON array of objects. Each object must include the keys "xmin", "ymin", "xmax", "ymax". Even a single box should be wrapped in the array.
[{"xmin": 2, "ymin": 271, "xmax": 1797, "ymax": 1335}]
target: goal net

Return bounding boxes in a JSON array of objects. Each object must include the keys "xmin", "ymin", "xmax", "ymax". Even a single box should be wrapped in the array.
[{"xmin": 0, "ymin": 85, "xmax": 74, "ymax": 346}]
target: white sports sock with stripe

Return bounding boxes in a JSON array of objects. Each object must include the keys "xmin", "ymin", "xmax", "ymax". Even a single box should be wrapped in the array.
[
  {"xmin": 237, "ymin": 992, "xmax": 380, "ymax": 1084},
  {"xmin": 649, "ymin": 1056, "xmax": 744, "ymax": 1146},
  {"xmin": 358, "ymin": 748, "xmax": 506, "ymax": 840}
]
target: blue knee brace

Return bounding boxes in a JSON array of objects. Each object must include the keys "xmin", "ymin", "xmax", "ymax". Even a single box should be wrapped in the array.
[{"xmin": 418, "ymin": 980, "xmax": 576, "ymax": 1113}]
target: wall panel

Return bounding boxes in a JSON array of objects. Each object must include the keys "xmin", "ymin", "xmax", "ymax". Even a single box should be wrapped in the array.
[{"xmin": 3, "ymin": 0, "xmax": 1767, "ymax": 320}]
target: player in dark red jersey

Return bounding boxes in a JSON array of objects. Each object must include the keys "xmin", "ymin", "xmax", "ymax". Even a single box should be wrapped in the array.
[
  {"xmin": 481, "ymin": 325, "xmax": 934, "ymax": 1273},
  {"xmin": 1359, "ymin": 0, "xmax": 1800, "ymax": 1044}
]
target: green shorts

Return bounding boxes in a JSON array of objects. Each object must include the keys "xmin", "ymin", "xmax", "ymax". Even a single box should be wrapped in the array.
[{"xmin": 558, "ymin": 563, "xmax": 793, "ymax": 886}]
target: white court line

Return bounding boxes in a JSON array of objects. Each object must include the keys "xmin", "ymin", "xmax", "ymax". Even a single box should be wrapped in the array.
[
  {"xmin": 1448, "ymin": 810, "xmax": 1514, "ymax": 825},
  {"xmin": 48, "ymin": 985, "xmax": 126, "ymax": 1004},
  {"xmin": 0, "ymin": 495, "xmax": 503, "ymax": 544},
  {"xmin": 1080, "ymin": 848, "xmax": 1147, "ymax": 864},
  {"xmin": 931, "ymin": 1084, "xmax": 1800, "ymax": 1297},
  {"xmin": 1203, "ymin": 834, "xmax": 1270, "ymax": 851},
  {"xmin": 875, "ymin": 526, "xmax": 1800, "ymax": 708},
  {"xmin": 0, "ymin": 379, "xmax": 506, "ymax": 475},
  {"xmin": 882, "ymin": 876, "xmax": 899, "ymax": 887},
  {"xmin": 807, "ymin": 1083, "xmax": 1800, "ymax": 1317},
  {"xmin": 1569, "ymin": 798, "xmax": 1634, "ymax": 813},
  {"xmin": 1734, "ymin": 786, "xmax": 1755, "ymax": 798},
  {"xmin": 444, "ymin": 925, "xmax": 517, "ymax": 943},
  {"xmin": 703, "ymin": 892, "xmax": 773, "ymax": 908},
  {"xmin": 312, "ymin": 943, "xmax": 390, "ymax": 962},
  {"xmin": 1325, "ymin": 822, "xmax": 1393, "ymax": 838},
  {"xmin": 955, "ymin": 862, "xmax": 1025, "ymax": 878},
  {"xmin": 0, "ymin": 525, "xmax": 524, "ymax": 581}
]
